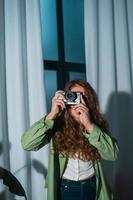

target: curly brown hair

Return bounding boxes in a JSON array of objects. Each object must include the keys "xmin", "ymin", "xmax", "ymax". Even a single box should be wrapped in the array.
[{"xmin": 53, "ymin": 79, "xmax": 109, "ymax": 162}]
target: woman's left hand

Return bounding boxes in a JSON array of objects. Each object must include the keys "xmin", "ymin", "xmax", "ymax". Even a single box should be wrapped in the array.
[{"xmin": 71, "ymin": 95, "xmax": 94, "ymax": 132}]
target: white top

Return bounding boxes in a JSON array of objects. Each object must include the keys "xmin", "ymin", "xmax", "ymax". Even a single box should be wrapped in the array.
[{"xmin": 62, "ymin": 157, "xmax": 95, "ymax": 181}]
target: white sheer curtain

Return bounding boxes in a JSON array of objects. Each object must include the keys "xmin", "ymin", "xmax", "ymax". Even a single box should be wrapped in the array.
[
  {"xmin": 0, "ymin": 0, "xmax": 48, "ymax": 200},
  {"xmin": 85, "ymin": 0, "xmax": 133, "ymax": 199}
]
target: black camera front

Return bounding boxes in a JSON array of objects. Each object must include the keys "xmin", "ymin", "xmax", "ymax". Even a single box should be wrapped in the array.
[{"xmin": 64, "ymin": 91, "xmax": 80, "ymax": 105}]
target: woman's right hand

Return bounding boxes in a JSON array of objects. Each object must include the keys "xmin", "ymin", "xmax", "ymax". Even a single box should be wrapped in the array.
[{"xmin": 46, "ymin": 90, "xmax": 66, "ymax": 120}]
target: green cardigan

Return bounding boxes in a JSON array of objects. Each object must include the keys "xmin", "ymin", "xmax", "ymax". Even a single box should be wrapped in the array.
[{"xmin": 21, "ymin": 118, "xmax": 119, "ymax": 200}]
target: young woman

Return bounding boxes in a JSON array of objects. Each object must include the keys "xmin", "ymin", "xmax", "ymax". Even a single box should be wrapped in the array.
[{"xmin": 21, "ymin": 79, "xmax": 119, "ymax": 200}]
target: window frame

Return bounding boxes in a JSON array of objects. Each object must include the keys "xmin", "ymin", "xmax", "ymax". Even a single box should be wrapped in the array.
[{"xmin": 43, "ymin": 0, "xmax": 86, "ymax": 89}]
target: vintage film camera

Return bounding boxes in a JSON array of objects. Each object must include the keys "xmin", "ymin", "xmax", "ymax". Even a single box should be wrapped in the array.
[{"xmin": 64, "ymin": 91, "xmax": 80, "ymax": 105}]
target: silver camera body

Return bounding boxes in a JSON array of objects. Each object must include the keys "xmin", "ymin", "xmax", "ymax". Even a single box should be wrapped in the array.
[{"xmin": 64, "ymin": 91, "xmax": 80, "ymax": 105}]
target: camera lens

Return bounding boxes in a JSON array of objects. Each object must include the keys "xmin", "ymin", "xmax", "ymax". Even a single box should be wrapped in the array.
[{"xmin": 65, "ymin": 91, "xmax": 77, "ymax": 101}]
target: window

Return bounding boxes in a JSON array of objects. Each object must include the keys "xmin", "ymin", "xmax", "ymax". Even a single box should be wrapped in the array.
[{"xmin": 40, "ymin": 0, "xmax": 86, "ymax": 111}]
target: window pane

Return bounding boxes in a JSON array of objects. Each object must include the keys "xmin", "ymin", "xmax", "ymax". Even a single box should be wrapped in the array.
[
  {"xmin": 40, "ymin": 0, "xmax": 58, "ymax": 60},
  {"xmin": 63, "ymin": 0, "xmax": 85, "ymax": 63},
  {"xmin": 69, "ymin": 72, "xmax": 86, "ymax": 81},
  {"xmin": 44, "ymin": 70, "xmax": 57, "ymax": 112}
]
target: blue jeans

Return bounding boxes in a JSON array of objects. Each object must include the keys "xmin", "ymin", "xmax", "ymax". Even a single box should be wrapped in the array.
[{"xmin": 58, "ymin": 175, "xmax": 96, "ymax": 200}]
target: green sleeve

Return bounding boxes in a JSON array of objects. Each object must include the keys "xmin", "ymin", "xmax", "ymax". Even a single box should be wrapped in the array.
[
  {"xmin": 83, "ymin": 124, "xmax": 119, "ymax": 161},
  {"xmin": 21, "ymin": 117, "xmax": 54, "ymax": 151}
]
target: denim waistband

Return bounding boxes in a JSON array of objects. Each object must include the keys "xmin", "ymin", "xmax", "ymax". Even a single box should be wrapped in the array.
[{"xmin": 60, "ymin": 175, "xmax": 96, "ymax": 185}]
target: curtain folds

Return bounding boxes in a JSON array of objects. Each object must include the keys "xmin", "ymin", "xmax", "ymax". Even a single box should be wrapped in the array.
[
  {"xmin": 0, "ymin": 0, "xmax": 47, "ymax": 200},
  {"xmin": 85, "ymin": 0, "xmax": 133, "ymax": 199}
]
